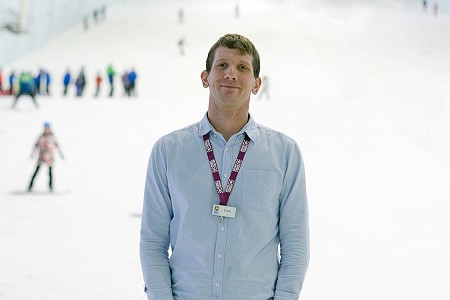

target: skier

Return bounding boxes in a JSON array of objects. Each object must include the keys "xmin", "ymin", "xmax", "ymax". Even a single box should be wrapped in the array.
[
  {"xmin": 9, "ymin": 70, "xmax": 15, "ymax": 95},
  {"xmin": 107, "ymin": 64, "xmax": 115, "ymax": 97},
  {"xmin": 258, "ymin": 75, "xmax": 270, "ymax": 100},
  {"xmin": 75, "ymin": 68, "xmax": 86, "ymax": 97},
  {"xmin": 93, "ymin": 9, "xmax": 99, "ymax": 24},
  {"xmin": 0, "ymin": 68, "xmax": 3, "ymax": 94},
  {"xmin": 28, "ymin": 122, "xmax": 65, "ymax": 192},
  {"xmin": 100, "ymin": 6, "xmax": 107, "ymax": 20},
  {"xmin": 178, "ymin": 8, "xmax": 184, "ymax": 23},
  {"xmin": 44, "ymin": 70, "xmax": 51, "ymax": 95},
  {"xmin": 36, "ymin": 69, "xmax": 51, "ymax": 95},
  {"xmin": 83, "ymin": 15, "xmax": 89, "ymax": 31},
  {"xmin": 177, "ymin": 37, "xmax": 185, "ymax": 56},
  {"xmin": 122, "ymin": 70, "xmax": 130, "ymax": 97},
  {"xmin": 433, "ymin": 2, "xmax": 439, "ymax": 15},
  {"xmin": 127, "ymin": 68, "xmax": 137, "ymax": 97},
  {"xmin": 63, "ymin": 69, "xmax": 71, "ymax": 96},
  {"xmin": 94, "ymin": 72, "xmax": 102, "ymax": 97},
  {"xmin": 11, "ymin": 72, "xmax": 39, "ymax": 109}
]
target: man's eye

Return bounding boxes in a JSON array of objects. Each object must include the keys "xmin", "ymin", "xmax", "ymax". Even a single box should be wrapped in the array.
[
  {"xmin": 217, "ymin": 63, "xmax": 227, "ymax": 68},
  {"xmin": 239, "ymin": 65, "xmax": 249, "ymax": 71}
]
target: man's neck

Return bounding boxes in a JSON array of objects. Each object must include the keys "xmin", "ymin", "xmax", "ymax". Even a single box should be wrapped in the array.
[{"xmin": 207, "ymin": 110, "xmax": 249, "ymax": 141}]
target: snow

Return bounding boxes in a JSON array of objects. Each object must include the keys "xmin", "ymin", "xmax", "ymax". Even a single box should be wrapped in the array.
[{"xmin": 1, "ymin": 0, "xmax": 450, "ymax": 299}]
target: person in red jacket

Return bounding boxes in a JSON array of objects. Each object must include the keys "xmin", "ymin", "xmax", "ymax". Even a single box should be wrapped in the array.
[
  {"xmin": 0, "ymin": 68, "xmax": 4, "ymax": 93},
  {"xmin": 95, "ymin": 72, "xmax": 102, "ymax": 97}
]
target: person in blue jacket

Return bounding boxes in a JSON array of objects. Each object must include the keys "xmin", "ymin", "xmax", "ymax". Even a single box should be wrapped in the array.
[
  {"xmin": 75, "ymin": 68, "xmax": 86, "ymax": 97},
  {"xmin": 9, "ymin": 70, "xmax": 15, "ymax": 95},
  {"xmin": 35, "ymin": 69, "xmax": 51, "ymax": 95},
  {"xmin": 127, "ymin": 68, "xmax": 137, "ymax": 97},
  {"xmin": 63, "ymin": 69, "xmax": 71, "ymax": 96}
]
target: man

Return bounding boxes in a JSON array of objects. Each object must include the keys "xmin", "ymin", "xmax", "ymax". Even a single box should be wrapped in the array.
[
  {"xmin": 36, "ymin": 69, "xmax": 51, "ymax": 96},
  {"xmin": 63, "ymin": 68, "xmax": 71, "ymax": 96},
  {"xmin": 75, "ymin": 68, "xmax": 86, "ymax": 97},
  {"xmin": 9, "ymin": 70, "xmax": 15, "ymax": 95},
  {"xmin": 127, "ymin": 67, "xmax": 137, "ymax": 97},
  {"xmin": 140, "ymin": 33, "xmax": 309, "ymax": 300},
  {"xmin": 11, "ymin": 72, "xmax": 39, "ymax": 109},
  {"xmin": 107, "ymin": 64, "xmax": 115, "ymax": 97}
]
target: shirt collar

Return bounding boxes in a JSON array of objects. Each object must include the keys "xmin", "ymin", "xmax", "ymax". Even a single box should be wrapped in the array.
[
  {"xmin": 199, "ymin": 112, "xmax": 213, "ymax": 136},
  {"xmin": 198, "ymin": 112, "xmax": 258, "ymax": 142}
]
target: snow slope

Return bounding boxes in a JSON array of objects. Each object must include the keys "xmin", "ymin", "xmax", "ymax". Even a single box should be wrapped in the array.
[{"xmin": 1, "ymin": 0, "xmax": 450, "ymax": 299}]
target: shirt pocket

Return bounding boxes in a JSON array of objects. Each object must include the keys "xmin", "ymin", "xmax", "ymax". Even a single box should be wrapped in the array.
[{"xmin": 241, "ymin": 170, "xmax": 281, "ymax": 210}]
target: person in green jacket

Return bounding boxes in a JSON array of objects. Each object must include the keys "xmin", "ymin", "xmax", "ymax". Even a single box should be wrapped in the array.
[
  {"xmin": 107, "ymin": 64, "xmax": 115, "ymax": 97},
  {"xmin": 11, "ymin": 72, "xmax": 39, "ymax": 109}
]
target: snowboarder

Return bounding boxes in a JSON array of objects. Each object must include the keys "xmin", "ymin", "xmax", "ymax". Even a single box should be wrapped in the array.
[{"xmin": 28, "ymin": 122, "xmax": 65, "ymax": 192}]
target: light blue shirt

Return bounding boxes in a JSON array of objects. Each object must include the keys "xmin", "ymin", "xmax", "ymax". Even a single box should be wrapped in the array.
[{"xmin": 140, "ymin": 114, "xmax": 309, "ymax": 300}]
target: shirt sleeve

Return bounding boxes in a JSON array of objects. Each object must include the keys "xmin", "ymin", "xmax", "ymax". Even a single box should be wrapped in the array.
[
  {"xmin": 275, "ymin": 140, "xmax": 310, "ymax": 299},
  {"xmin": 140, "ymin": 138, "xmax": 175, "ymax": 300}
]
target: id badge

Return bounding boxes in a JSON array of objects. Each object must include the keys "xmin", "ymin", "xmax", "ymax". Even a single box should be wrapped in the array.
[{"xmin": 212, "ymin": 204, "xmax": 236, "ymax": 218}]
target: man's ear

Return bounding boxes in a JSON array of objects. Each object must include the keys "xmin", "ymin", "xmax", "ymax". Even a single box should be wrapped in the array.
[
  {"xmin": 251, "ymin": 77, "xmax": 262, "ymax": 95},
  {"xmin": 201, "ymin": 70, "xmax": 209, "ymax": 88}
]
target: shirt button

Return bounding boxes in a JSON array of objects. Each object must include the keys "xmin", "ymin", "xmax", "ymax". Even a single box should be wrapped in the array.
[
  {"xmin": 220, "ymin": 226, "xmax": 225, "ymax": 231},
  {"xmin": 225, "ymin": 147, "xmax": 229, "ymax": 152},
  {"xmin": 215, "ymin": 282, "xmax": 220, "ymax": 287},
  {"xmin": 217, "ymin": 253, "xmax": 223, "ymax": 258},
  {"xmin": 223, "ymin": 173, "xmax": 228, "ymax": 178}
]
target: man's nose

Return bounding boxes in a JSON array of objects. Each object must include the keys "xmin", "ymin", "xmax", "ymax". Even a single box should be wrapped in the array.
[{"xmin": 224, "ymin": 67, "xmax": 237, "ymax": 80}]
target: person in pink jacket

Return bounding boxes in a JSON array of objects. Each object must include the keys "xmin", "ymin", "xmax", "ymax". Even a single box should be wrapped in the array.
[{"xmin": 28, "ymin": 122, "xmax": 64, "ymax": 192}]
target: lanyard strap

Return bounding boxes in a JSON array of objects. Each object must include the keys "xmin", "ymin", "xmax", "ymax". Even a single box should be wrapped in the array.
[{"xmin": 203, "ymin": 133, "xmax": 251, "ymax": 206}]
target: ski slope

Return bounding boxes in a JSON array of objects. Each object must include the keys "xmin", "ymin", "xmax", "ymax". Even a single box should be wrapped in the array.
[{"xmin": 1, "ymin": 0, "xmax": 450, "ymax": 299}]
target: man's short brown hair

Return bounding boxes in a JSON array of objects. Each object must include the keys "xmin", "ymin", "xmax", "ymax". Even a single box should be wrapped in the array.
[{"xmin": 205, "ymin": 33, "xmax": 260, "ymax": 78}]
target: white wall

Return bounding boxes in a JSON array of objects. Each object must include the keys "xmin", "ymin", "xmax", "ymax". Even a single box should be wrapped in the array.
[{"xmin": 0, "ymin": 0, "xmax": 123, "ymax": 67}]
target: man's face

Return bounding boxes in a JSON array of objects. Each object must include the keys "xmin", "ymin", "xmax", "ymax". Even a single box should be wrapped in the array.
[{"xmin": 201, "ymin": 47, "xmax": 261, "ymax": 110}]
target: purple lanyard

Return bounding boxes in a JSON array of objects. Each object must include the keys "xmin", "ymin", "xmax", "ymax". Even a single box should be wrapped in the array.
[{"xmin": 203, "ymin": 133, "xmax": 251, "ymax": 206}]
